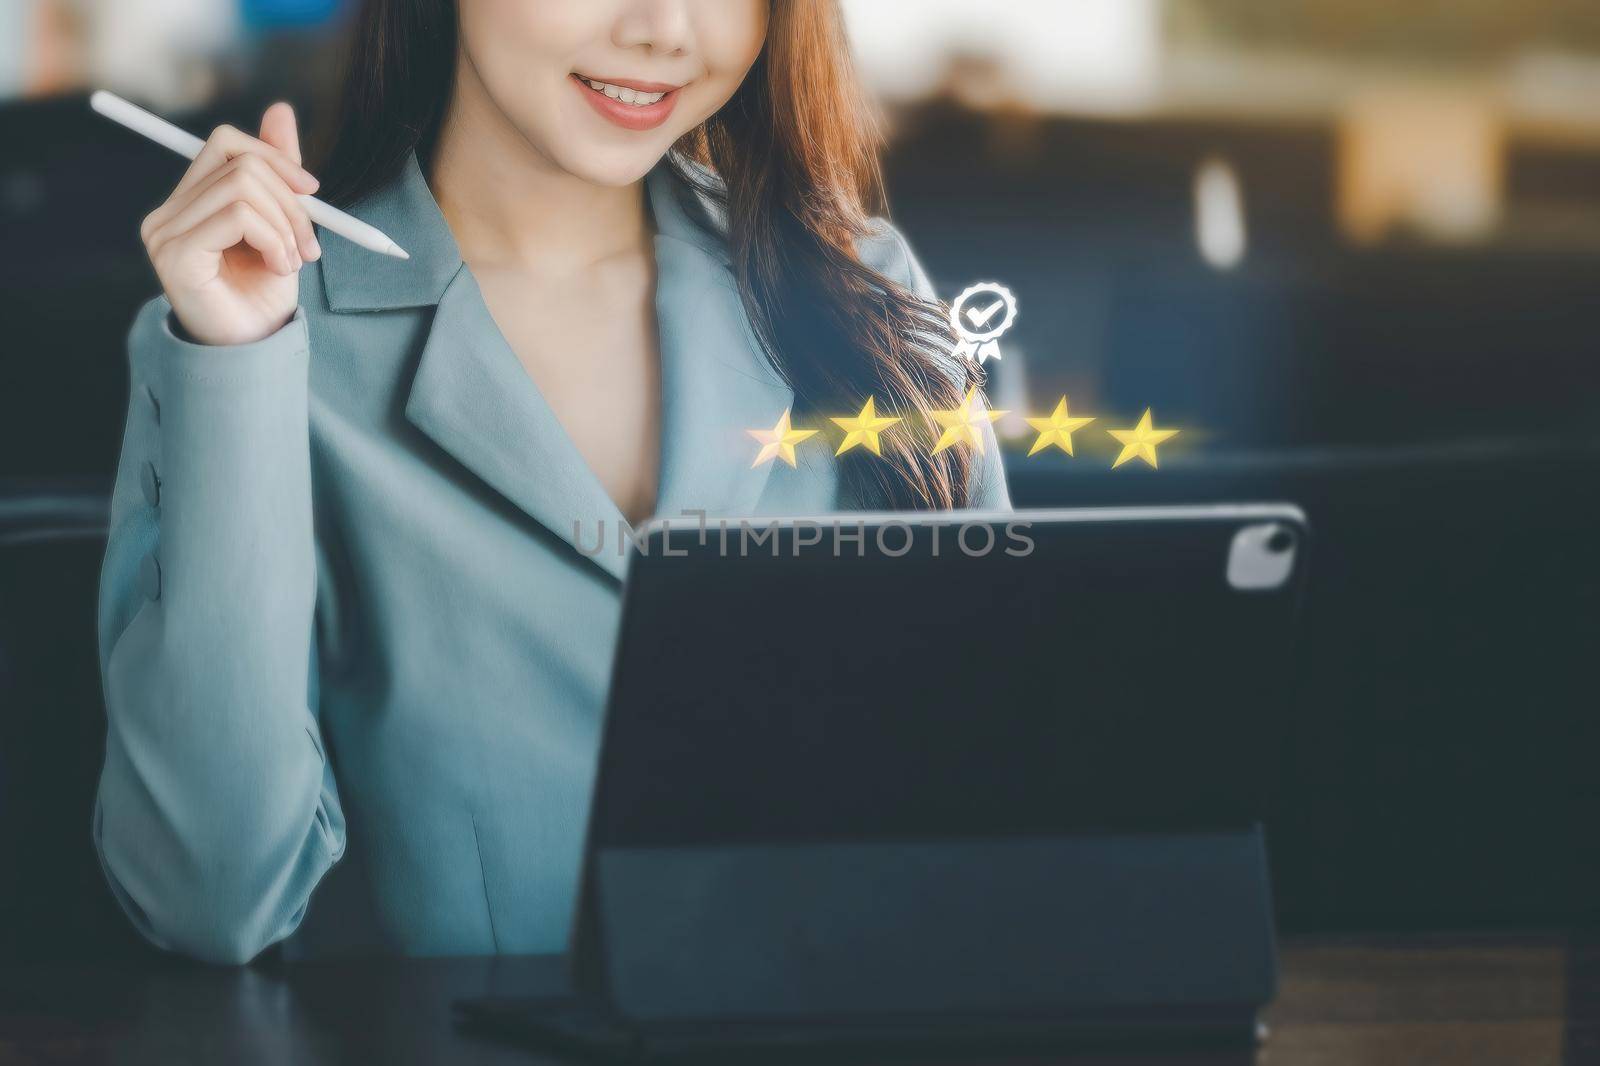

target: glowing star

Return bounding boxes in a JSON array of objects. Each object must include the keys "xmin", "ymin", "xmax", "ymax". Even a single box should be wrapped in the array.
[
  {"xmin": 747, "ymin": 408, "xmax": 818, "ymax": 468},
  {"xmin": 1107, "ymin": 409, "xmax": 1180, "ymax": 469},
  {"xmin": 830, "ymin": 397, "xmax": 903, "ymax": 457},
  {"xmin": 929, "ymin": 386, "xmax": 1008, "ymax": 456},
  {"xmin": 1025, "ymin": 397, "xmax": 1096, "ymax": 457}
]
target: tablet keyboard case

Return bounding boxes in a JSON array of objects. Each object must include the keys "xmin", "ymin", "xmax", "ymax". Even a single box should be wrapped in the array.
[{"xmin": 590, "ymin": 829, "xmax": 1275, "ymax": 1034}]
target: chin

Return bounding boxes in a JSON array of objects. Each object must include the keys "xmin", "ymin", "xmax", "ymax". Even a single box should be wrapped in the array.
[
  {"xmin": 540, "ymin": 83, "xmax": 699, "ymax": 188},
  {"xmin": 552, "ymin": 142, "xmax": 676, "ymax": 188}
]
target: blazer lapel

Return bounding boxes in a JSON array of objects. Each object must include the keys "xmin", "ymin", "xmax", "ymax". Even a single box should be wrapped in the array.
[
  {"xmin": 318, "ymin": 152, "xmax": 795, "ymax": 580},
  {"xmin": 405, "ymin": 267, "xmax": 631, "ymax": 582},
  {"xmin": 321, "ymin": 152, "xmax": 629, "ymax": 581},
  {"xmin": 645, "ymin": 163, "xmax": 795, "ymax": 523}
]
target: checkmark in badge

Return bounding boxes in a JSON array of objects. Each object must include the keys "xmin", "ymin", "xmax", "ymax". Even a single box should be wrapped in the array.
[
  {"xmin": 965, "ymin": 300, "xmax": 1005, "ymax": 329},
  {"xmin": 949, "ymin": 282, "xmax": 1017, "ymax": 365}
]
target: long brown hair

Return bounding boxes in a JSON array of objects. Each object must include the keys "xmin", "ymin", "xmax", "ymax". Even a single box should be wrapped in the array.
[{"xmin": 316, "ymin": 0, "xmax": 979, "ymax": 509}]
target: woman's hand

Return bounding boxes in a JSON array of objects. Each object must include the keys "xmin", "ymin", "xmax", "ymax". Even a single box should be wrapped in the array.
[{"xmin": 140, "ymin": 103, "xmax": 323, "ymax": 347}]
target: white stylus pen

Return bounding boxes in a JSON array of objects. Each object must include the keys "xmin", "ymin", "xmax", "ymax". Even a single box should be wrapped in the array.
[{"xmin": 90, "ymin": 89, "xmax": 410, "ymax": 261}]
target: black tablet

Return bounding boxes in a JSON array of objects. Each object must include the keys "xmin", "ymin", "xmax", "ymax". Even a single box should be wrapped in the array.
[
  {"xmin": 594, "ymin": 504, "xmax": 1309, "ymax": 848},
  {"xmin": 459, "ymin": 505, "xmax": 1310, "ymax": 1058}
]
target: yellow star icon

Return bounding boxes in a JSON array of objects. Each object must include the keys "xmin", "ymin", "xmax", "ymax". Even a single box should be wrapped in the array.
[
  {"xmin": 831, "ymin": 396, "xmax": 903, "ymax": 457},
  {"xmin": 929, "ymin": 386, "xmax": 1008, "ymax": 456},
  {"xmin": 747, "ymin": 408, "xmax": 818, "ymax": 468},
  {"xmin": 1107, "ymin": 408, "xmax": 1180, "ymax": 469},
  {"xmin": 1025, "ymin": 396, "xmax": 1096, "ymax": 457}
]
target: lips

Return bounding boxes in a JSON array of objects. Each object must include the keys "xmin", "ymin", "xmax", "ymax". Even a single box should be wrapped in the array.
[{"xmin": 570, "ymin": 73, "xmax": 681, "ymax": 132}]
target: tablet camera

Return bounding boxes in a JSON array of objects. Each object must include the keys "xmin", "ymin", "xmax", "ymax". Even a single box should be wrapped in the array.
[{"xmin": 1227, "ymin": 522, "xmax": 1299, "ymax": 591}]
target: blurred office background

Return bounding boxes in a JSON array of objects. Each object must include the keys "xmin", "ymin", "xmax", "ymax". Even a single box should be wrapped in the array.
[{"xmin": 1, "ymin": 0, "xmax": 1597, "ymax": 961}]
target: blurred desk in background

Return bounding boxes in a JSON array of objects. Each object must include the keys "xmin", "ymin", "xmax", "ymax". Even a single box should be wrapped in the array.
[{"xmin": 0, "ymin": 934, "xmax": 1582, "ymax": 1065}]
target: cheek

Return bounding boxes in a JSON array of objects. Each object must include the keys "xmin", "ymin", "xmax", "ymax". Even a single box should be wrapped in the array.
[
  {"xmin": 458, "ymin": 0, "xmax": 595, "ymax": 94},
  {"xmin": 695, "ymin": 0, "xmax": 768, "ymax": 91}
]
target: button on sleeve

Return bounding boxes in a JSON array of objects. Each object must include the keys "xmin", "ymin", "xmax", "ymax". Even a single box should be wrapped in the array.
[
  {"xmin": 138, "ymin": 553, "xmax": 162, "ymax": 601},
  {"xmin": 140, "ymin": 461, "xmax": 161, "ymax": 508}
]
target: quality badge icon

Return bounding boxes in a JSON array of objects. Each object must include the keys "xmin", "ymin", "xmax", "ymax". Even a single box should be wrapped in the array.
[{"xmin": 949, "ymin": 281, "xmax": 1017, "ymax": 365}]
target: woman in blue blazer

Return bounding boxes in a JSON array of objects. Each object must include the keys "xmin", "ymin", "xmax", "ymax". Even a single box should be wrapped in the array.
[{"xmin": 96, "ymin": 0, "xmax": 1009, "ymax": 964}]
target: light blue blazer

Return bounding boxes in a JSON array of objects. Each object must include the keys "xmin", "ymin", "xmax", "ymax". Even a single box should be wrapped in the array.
[{"xmin": 94, "ymin": 149, "xmax": 1010, "ymax": 964}]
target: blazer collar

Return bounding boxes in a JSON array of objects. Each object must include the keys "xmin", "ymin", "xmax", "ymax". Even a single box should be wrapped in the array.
[
  {"xmin": 320, "ymin": 151, "xmax": 793, "ymax": 582},
  {"xmin": 319, "ymin": 153, "xmax": 464, "ymax": 311}
]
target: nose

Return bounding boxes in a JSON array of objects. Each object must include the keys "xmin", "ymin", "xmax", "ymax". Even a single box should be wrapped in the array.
[{"xmin": 613, "ymin": 0, "xmax": 692, "ymax": 57}]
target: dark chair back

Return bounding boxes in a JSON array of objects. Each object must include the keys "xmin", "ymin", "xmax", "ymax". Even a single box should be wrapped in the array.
[{"xmin": 0, "ymin": 488, "xmax": 152, "ymax": 961}]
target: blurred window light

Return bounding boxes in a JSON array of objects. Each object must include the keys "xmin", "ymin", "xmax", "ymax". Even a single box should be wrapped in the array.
[
  {"xmin": 0, "ymin": 2, "xmax": 25, "ymax": 98},
  {"xmin": 1194, "ymin": 156, "xmax": 1248, "ymax": 270},
  {"xmin": 841, "ymin": 0, "xmax": 1161, "ymax": 113},
  {"xmin": 989, "ymin": 346, "xmax": 1032, "ymax": 442},
  {"xmin": 1506, "ymin": 51, "xmax": 1600, "ymax": 139},
  {"xmin": 86, "ymin": 0, "xmax": 239, "ymax": 109},
  {"xmin": 5, "ymin": 0, "xmax": 88, "ymax": 99},
  {"xmin": 1166, "ymin": 0, "xmax": 1600, "ymax": 66},
  {"xmin": 1338, "ymin": 87, "xmax": 1504, "ymax": 244}
]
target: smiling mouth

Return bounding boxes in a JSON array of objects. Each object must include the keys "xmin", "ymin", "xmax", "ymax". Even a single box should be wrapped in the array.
[
  {"xmin": 569, "ymin": 72, "xmax": 683, "ymax": 132},
  {"xmin": 573, "ymin": 74, "xmax": 678, "ymax": 107}
]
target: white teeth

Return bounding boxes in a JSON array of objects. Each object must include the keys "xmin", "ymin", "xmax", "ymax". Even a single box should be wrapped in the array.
[{"xmin": 579, "ymin": 77, "xmax": 667, "ymax": 106}]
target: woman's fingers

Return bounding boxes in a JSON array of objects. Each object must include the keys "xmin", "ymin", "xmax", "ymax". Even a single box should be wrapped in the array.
[
  {"xmin": 139, "ymin": 107, "xmax": 320, "ymax": 257},
  {"xmin": 252, "ymin": 104, "xmax": 320, "ymax": 256},
  {"xmin": 145, "ymin": 149, "xmax": 311, "ymax": 243},
  {"xmin": 147, "ymin": 152, "xmax": 275, "ymax": 234},
  {"xmin": 257, "ymin": 102, "xmax": 302, "ymax": 165},
  {"xmin": 158, "ymin": 152, "xmax": 320, "ymax": 261},
  {"xmin": 146, "ymin": 163, "xmax": 302, "ymax": 270},
  {"xmin": 171, "ymin": 120, "xmax": 319, "ymax": 201},
  {"xmin": 254, "ymin": 102, "xmax": 320, "ymax": 255},
  {"xmin": 154, "ymin": 201, "xmax": 295, "ymax": 278},
  {"xmin": 139, "ymin": 106, "xmax": 311, "ymax": 345},
  {"xmin": 148, "ymin": 160, "xmax": 298, "ymax": 261}
]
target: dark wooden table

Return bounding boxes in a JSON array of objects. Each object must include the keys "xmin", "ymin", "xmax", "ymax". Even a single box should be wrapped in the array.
[{"xmin": 0, "ymin": 934, "xmax": 1588, "ymax": 1065}]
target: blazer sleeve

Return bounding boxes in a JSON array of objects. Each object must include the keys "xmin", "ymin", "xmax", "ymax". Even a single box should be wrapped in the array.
[
  {"xmin": 93, "ymin": 296, "xmax": 346, "ymax": 964},
  {"xmin": 874, "ymin": 220, "xmax": 1014, "ymax": 513}
]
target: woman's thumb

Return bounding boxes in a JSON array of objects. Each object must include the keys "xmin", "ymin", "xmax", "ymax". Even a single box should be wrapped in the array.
[{"xmin": 259, "ymin": 101, "xmax": 301, "ymax": 164}]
